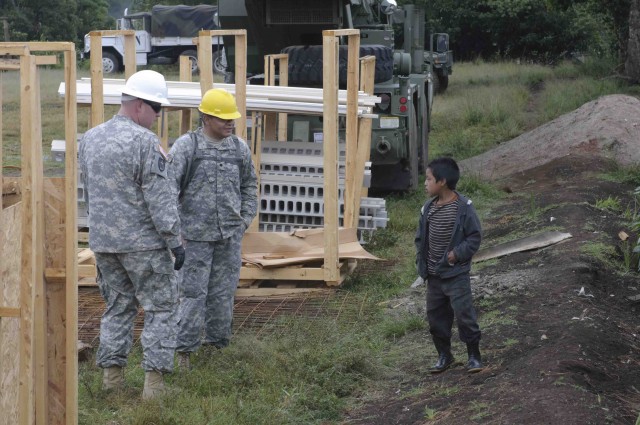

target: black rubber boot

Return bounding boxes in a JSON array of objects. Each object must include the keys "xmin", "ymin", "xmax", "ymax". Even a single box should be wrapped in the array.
[
  {"xmin": 466, "ymin": 342, "xmax": 484, "ymax": 373},
  {"xmin": 430, "ymin": 337, "xmax": 454, "ymax": 374}
]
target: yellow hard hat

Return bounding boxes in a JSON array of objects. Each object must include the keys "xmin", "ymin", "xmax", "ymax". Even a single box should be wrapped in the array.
[{"xmin": 198, "ymin": 88, "xmax": 241, "ymax": 120}]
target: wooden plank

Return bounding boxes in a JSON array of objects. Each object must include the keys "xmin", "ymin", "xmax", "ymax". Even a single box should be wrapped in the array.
[
  {"xmin": 179, "ymin": 56, "xmax": 193, "ymax": 134},
  {"xmin": 77, "ymin": 248, "xmax": 94, "ymax": 264},
  {"xmin": 0, "ymin": 45, "xmax": 29, "ymax": 56},
  {"xmin": 19, "ymin": 52, "xmax": 37, "ymax": 425},
  {"xmin": 89, "ymin": 30, "xmax": 135, "ymax": 37},
  {"xmin": 0, "ymin": 56, "xmax": 56, "ymax": 68},
  {"xmin": 235, "ymin": 33, "xmax": 248, "ymax": 140},
  {"xmin": 351, "ymin": 56, "xmax": 376, "ymax": 227},
  {"xmin": 322, "ymin": 32, "xmax": 340, "ymax": 285},
  {"xmin": 159, "ymin": 110, "xmax": 169, "ymax": 153},
  {"xmin": 0, "ymin": 307, "xmax": 20, "ymax": 317},
  {"xmin": 0, "ymin": 203, "xmax": 22, "ymax": 425},
  {"xmin": 248, "ymin": 112, "xmax": 262, "ymax": 232},
  {"xmin": 240, "ymin": 266, "xmax": 325, "ymax": 281},
  {"xmin": 33, "ymin": 65, "xmax": 49, "ymax": 425},
  {"xmin": 343, "ymin": 33, "xmax": 360, "ymax": 229},
  {"xmin": 45, "ymin": 265, "xmax": 95, "ymax": 279},
  {"xmin": 277, "ymin": 54, "xmax": 289, "ymax": 142},
  {"xmin": 123, "ymin": 33, "xmax": 136, "ymax": 79},
  {"xmin": 235, "ymin": 287, "xmax": 330, "ymax": 297},
  {"xmin": 89, "ymin": 34, "xmax": 104, "ymax": 127},
  {"xmin": 0, "ymin": 72, "xmax": 2, "ymax": 211},
  {"xmin": 325, "ymin": 29, "xmax": 359, "ymax": 37},
  {"xmin": 198, "ymin": 33, "xmax": 214, "ymax": 93}
]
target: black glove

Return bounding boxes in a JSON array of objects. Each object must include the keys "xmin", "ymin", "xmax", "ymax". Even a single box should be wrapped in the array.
[{"xmin": 171, "ymin": 245, "xmax": 186, "ymax": 271}]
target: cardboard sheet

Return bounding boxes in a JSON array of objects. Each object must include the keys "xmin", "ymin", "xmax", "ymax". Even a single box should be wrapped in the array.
[{"xmin": 241, "ymin": 228, "xmax": 379, "ymax": 268}]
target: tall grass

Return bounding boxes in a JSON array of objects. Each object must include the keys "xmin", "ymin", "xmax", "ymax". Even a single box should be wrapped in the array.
[{"xmin": 428, "ymin": 58, "xmax": 631, "ymax": 161}]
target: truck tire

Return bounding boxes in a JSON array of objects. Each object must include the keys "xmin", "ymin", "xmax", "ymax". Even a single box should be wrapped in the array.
[
  {"xmin": 180, "ymin": 50, "xmax": 199, "ymax": 74},
  {"xmin": 102, "ymin": 51, "xmax": 120, "ymax": 74},
  {"xmin": 431, "ymin": 74, "xmax": 440, "ymax": 95},
  {"xmin": 213, "ymin": 48, "xmax": 227, "ymax": 75},
  {"xmin": 282, "ymin": 45, "xmax": 394, "ymax": 86},
  {"xmin": 437, "ymin": 74, "xmax": 449, "ymax": 92}
]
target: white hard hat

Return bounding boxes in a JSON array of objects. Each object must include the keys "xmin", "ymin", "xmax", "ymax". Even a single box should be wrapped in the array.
[{"xmin": 121, "ymin": 70, "xmax": 171, "ymax": 105}]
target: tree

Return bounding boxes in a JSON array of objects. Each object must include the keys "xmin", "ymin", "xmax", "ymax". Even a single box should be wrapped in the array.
[{"xmin": 626, "ymin": 0, "xmax": 640, "ymax": 80}]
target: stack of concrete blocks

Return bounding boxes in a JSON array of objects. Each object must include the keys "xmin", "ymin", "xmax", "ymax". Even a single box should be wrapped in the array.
[
  {"xmin": 52, "ymin": 138, "xmax": 388, "ymax": 242},
  {"xmin": 258, "ymin": 140, "xmax": 388, "ymax": 242}
]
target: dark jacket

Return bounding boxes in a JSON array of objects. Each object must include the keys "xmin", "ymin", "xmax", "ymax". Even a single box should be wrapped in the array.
[{"xmin": 415, "ymin": 192, "xmax": 482, "ymax": 280}]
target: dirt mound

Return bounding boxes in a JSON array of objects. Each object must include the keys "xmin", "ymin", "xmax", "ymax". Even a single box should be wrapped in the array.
[
  {"xmin": 460, "ymin": 94, "xmax": 640, "ymax": 180},
  {"xmin": 347, "ymin": 154, "xmax": 640, "ymax": 425}
]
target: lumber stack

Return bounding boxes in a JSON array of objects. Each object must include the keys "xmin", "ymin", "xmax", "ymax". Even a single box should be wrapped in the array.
[{"xmin": 58, "ymin": 79, "xmax": 380, "ymax": 117}]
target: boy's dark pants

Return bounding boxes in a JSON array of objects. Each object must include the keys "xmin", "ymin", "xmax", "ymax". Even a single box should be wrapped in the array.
[{"xmin": 426, "ymin": 273, "xmax": 481, "ymax": 352}]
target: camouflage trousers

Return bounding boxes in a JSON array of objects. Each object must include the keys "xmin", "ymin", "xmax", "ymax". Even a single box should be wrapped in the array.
[
  {"xmin": 94, "ymin": 249, "xmax": 179, "ymax": 373},
  {"xmin": 176, "ymin": 232, "xmax": 242, "ymax": 353}
]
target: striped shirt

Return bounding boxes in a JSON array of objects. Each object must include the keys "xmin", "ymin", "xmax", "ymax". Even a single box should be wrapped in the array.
[{"xmin": 427, "ymin": 200, "xmax": 458, "ymax": 275}]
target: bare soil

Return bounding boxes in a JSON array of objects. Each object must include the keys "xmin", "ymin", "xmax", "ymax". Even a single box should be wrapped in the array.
[{"xmin": 343, "ymin": 96, "xmax": 640, "ymax": 424}]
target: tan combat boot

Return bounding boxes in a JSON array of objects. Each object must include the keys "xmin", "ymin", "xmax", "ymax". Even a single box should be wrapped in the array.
[
  {"xmin": 177, "ymin": 352, "xmax": 191, "ymax": 371},
  {"xmin": 142, "ymin": 370, "xmax": 165, "ymax": 400},
  {"xmin": 102, "ymin": 366, "xmax": 124, "ymax": 390}
]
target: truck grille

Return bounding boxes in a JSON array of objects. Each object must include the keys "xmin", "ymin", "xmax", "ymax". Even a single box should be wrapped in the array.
[{"xmin": 266, "ymin": 0, "xmax": 339, "ymax": 25}]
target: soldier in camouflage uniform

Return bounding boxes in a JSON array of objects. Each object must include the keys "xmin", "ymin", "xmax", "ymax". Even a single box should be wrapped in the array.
[
  {"xmin": 170, "ymin": 88, "xmax": 257, "ymax": 368},
  {"xmin": 79, "ymin": 70, "xmax": 186, "ymax": 400}
]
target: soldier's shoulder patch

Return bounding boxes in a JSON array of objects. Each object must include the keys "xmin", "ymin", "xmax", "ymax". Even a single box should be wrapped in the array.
[{"xmin": 151, "ymin": 150, "xmax": 168, "ymax": 178}]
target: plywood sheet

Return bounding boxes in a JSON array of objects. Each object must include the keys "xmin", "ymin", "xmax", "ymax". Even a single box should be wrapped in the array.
[
  {"xmin": 474, "ymin": 231, "xmax": 572, "ymax": 263},
  {"xmin": 241, "ymin": 227, "xmax": 379, "ymax": 268},
  {"xmin": 0, "ymin": 202, "xmax": 22, "ymax": 425}
]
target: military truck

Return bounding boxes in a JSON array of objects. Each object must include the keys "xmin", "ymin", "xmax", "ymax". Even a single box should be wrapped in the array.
[
  {"xmin": 218, "ymin": 0, "xmax": 447, "ymax": 191},
  {"xmin": 428, "ymin": 33, "xmax": 453, "ymax": 93},
  {"xmin": 81, "ymin": 4, "xmax": 226, "ymax": 75}
]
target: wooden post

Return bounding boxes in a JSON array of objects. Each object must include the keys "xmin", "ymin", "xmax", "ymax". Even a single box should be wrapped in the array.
[
  {"xmin": 351, "ymin": 56, "xmax": 376, "ymax": 228},
  {"xmin": 197, "ymin": 33, "xmax": 214, "ymax": 93},
  {"xmin": 32, "ymin": 63, "xmax": 49, "ymax": 425},
  {"xmin": 277, "ymin": 54, "xmax": 289, "ymax": 142},
  {"xmin": 322, "ymin": 32, "xmax": 338, "ymax": 285},
  {"xmin": 63, "ymin": 45, "xmax": 79, "ymax": 425},
  {"xmin": 89, "ymin": 32, "xmax": 104, "ymax": 127},
  {"xmin": 248, "ymin": 112, "xmax": 262, "ymax": 232},
  {"xmin": 342, "ymin": 33, "xmax": 360, "ymax": 229},
  {"xmin": 179, "ymin": 56, "xmax": 193, "ymax": 134},
  {"xmin": 19, "ymin": 48, "xmax": 37, "ymax": 425}
]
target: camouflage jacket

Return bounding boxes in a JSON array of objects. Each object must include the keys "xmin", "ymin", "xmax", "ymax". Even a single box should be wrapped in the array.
[
  {"xmin": 79, "ymin": 115, "xmax": 182, "ymax": 252},
  {"xmin": 170, "ymin": 128, "xmax": 258, "ymax": 241}
]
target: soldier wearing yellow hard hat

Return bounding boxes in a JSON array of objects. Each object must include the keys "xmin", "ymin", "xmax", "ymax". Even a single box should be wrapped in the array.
[{"xmin": 169, "ymin": 88, "xmax": 258, "ymax": 370}]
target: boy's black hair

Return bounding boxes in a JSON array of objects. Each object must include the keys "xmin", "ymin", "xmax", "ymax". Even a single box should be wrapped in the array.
[{"xmin": 427, "ymin": 157, "xmax": 459, "ymax": 190}]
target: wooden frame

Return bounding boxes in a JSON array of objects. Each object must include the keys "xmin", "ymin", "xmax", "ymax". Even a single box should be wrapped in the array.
[
  {"xmin": 263, "ymin": 53, "xmax": 289, "ymax": 142},
  {"xmin": 194, "ymin": 29, "xmax": 247, "ymax": 139},
  {"xmin": 0, "ymin": 42, "xmax": 78, "ymax": 425},
  {"xmin": 88, "ymin": 31, "xmax": 136, "ymax": 127},
  {"xmin": 237, "ymin": 29, "xmax": 366, "ymax": 287}
]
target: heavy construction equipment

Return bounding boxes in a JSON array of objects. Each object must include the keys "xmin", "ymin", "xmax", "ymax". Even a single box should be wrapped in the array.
[{"xmin": 218, "ymin": 0, "xmax": 449, "ymax": 191}]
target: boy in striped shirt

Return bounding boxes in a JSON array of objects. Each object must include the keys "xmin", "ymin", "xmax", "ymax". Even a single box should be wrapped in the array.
[{"xmin": 415, "ymin": 157, "xmax": 484, "ymax": 373}]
